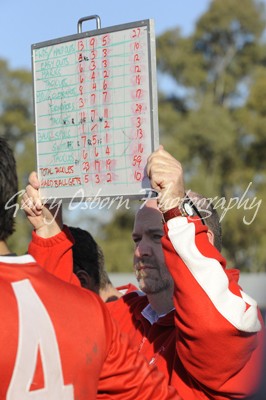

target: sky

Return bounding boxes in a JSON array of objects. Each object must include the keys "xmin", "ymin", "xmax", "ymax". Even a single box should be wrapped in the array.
[
  {"xmin": 0, "ymin": 0, "xmax": 213, "ymax": 227},
  {"xmin": 0, "ymin": 0, "xmax": 211, "ymax": 229},
  {"xmin": 0, "ymin": 0, "xmax": 211, "ymax": 71}
]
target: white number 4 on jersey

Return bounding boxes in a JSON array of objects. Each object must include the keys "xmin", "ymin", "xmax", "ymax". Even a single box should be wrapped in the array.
[{"xmin": 7, "ymin": 279, "xmax": 74, "ymax": 400}]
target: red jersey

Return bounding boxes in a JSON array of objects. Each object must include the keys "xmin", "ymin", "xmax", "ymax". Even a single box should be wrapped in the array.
[
  {"xmin": 116, "ymin": 283, "xmax": 139, "ymax": 295},
  {"xmin": 0, "ymin": 254, "xmax": 178, "ymax": 400},
  {"xmin": 29, "ymin": 219, "xmax": 265, "ymax": 399}
]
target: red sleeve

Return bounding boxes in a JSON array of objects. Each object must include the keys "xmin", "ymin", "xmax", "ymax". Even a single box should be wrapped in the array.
[
  {"xmin": 116, "ymin": 283, "xmax": 139, "ymax": 294},
  {"xmin": 162, "ymin": 216, "xmax": 265, "ymax": 397},
  {"xmin": 28, "ymin": 225, "xmax": 80, "ymax": 287},
  {"xmin": 97, "ymin": 312, "xmax": 180, "ymax": 400}
]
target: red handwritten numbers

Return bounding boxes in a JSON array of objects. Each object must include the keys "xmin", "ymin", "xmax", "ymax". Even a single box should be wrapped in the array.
[
  {"xmin": 91, "ymin": 36, "xmax": 100, "ymax": 184},
  {"xmin": 82, "ymin": 33, "xmax": 114, "ymax": 186},
  {"xmin": 101, "ymin": 33, "xmax": 113, "ymax": 184},
  {"xmin": 77, "ymin": 39, "xmax": 89, "ymax": 184},
  {"xmin": 88, "ymin": 36, "xmax": 98, "ymax": 185},
  {"xmin": 131, "ymin": 27, "xmax": 145, "ymax": 182},
  {"xmin": 35, "ymin": 22, "xmax": 155, "ymax": 198}
]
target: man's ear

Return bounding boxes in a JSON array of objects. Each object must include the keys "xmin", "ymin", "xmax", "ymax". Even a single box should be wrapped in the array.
[
  {"xmin": 207, "ymin": 228, "xmax": 214, "ymax": 246},
  {"xmin": 76, "ymin": 270, "xmax": 92, "ymax": 289}
]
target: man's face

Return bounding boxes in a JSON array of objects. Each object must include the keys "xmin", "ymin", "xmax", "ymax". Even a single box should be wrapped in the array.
[{"xmin": 132, "ymin": 200, "xmax": 173, "ymax": 295}]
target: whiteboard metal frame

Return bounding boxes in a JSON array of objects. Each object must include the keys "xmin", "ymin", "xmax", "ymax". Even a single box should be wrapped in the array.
[{"xmin": 31, "ymin": 19, "xmax": 159, "ymax": 202}]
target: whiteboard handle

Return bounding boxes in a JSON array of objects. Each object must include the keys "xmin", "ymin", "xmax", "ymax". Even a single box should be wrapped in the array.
[{"xmin": 77, "ymin": 15, "xmax": 101, "ymax": 33}]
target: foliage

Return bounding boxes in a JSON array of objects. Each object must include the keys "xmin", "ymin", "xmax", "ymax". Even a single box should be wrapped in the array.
[
  {"xmin": 96, "ymin": 205, "xmax": 136, "ymax": 273},
  {"xmin": 96, "ymin": 0, "xmax": 266, "ymax": 273},
  {"xmin": 156, "ymin": 0, "xmax": 266, "ymax": 271},
  {"xmin": 0, "ymin": 59, "xmax": 35, "ymax": 255},
  {"xmin": 1, "ymin": 0, "xmax": 266, "ymax": 272}
]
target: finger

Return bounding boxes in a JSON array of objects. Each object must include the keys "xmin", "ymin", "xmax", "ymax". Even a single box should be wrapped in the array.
[
  {"xmin": 147, "ymin": 148, "xmax": 175, "ymax": 173},
  {"xmin": 147, "ymin": 156, "xmax": 182, "ymax": 177},
  {"xmin": 21, "ymin": 198, "xmax": 42, "ymax": 217},
  {"xmin": 22, "ymin": 189, "xmax": 43, "ymax": 213},
  {"xmin": 25, "ymin": 183, "xmax": 43, "ymax": 207},
  {"xmin": 28, "ymin": 171, "xmax": 40, "ymax": 189}
]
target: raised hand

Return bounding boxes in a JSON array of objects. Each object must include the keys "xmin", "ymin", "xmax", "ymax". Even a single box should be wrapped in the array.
[
  {"xmin": 21, "ymin": 171, "xmax": 63, "ymax": 238},
  {"xmin": 146, "ymin": 146, "xmax": 185, "ymax": 212}
]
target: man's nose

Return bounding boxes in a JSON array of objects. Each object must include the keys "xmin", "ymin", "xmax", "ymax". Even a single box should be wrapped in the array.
[{"xmin": 135, "ymin": 239, "xmax": 151, "ymax": 257}]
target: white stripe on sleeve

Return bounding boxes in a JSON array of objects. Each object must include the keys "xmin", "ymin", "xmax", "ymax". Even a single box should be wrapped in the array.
[{"xmin": 167, "ymin": 217, "xmax": 261, "ymax": 333}]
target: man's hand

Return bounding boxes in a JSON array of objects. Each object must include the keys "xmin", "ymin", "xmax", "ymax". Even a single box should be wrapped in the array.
[
  {"xmin": 21, "ymin": 171, "xmax": 63, "ymax": 238},
  {"xmin": 146, "ymin": 146, "xmax": 185, "ymax": 212}
]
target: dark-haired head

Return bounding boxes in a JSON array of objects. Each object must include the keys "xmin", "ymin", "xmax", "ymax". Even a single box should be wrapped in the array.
[
  {"xmin": 69, "ymin": 226, "xmax": 109, "ymax": 293},
  {"xmin": 0, "ymin": 138, "xmax": 18, "ymax": 241}
]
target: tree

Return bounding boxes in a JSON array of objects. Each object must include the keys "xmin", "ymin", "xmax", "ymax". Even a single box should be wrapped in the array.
[
  {"xmin": 156, "ymin": 0, "xmax": 266, "ymax": 271},
  {"xmin": 96, "ymin": 205, "xmax": 136, "ymax": 273},
  {"xmin": 2, "ymin": 1, "xmax": 266, "ymax": 272},
  {"xmin": 0, "ymin": 59, "xmax": 35, "ymax": 254}
]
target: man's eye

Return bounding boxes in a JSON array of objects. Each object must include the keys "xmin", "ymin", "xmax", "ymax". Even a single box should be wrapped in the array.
[
  {"xmin": 153, "ymin": 234, "xmax": 163, "ymax": 240},
  {"xmin": 133, "ymin": 237, "xmax": 141, "ymax": 244}
]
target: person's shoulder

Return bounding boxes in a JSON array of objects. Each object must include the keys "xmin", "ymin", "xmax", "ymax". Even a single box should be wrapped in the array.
[
  {"xmin": 123, "ymin": 288, "xmax": 146, "ymax": 301},
  {"xmin": 107, "ymin": 288, "xmax": 148, "ymax": 311},
  {"xmin": 35, "ymin": 262, "xmax": 107, "ymax": 311},
  {"xmin": 226, "ymin": 268, "xmax": 240, "ymax": 282},
  {"xmin": 119, "ymin": 290, "xmax": 149, "ymax": 317},
  {"xmin": 116, "ymin": 283, "xmax": 140, "ymax": 295}
]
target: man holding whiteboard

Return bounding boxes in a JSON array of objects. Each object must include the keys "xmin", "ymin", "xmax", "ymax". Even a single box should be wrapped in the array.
[
  {"xmin": 24, "ymin": 146, "xmax": 265, "ymax": 399},
  {"xmin": 0, "ymin": 137, "xmax": 181, "ymax": 399}
]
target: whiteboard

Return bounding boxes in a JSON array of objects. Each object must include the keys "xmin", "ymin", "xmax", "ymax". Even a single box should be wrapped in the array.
[{"xmin": 32, "ymin": 19, "xmax": 158, "ymax": 202}]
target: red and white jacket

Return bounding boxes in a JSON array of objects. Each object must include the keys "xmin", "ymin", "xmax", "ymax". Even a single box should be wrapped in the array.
[
  {"xmin": 29, "ymin": 217, "xmax": 265, "ymax": 399},
  {"xmin": 0, "ymin": 254, "xmax": 178, "ymax": 400}
]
